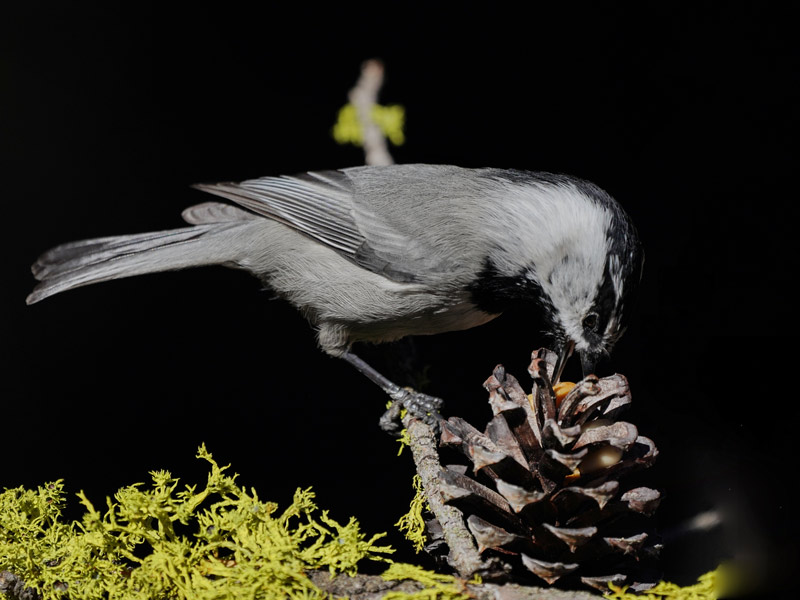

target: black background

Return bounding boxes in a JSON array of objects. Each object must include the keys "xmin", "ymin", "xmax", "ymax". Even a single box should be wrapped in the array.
[{"xmin": 2, "ymin": 3, "xmax": 797, "ymax": 597}]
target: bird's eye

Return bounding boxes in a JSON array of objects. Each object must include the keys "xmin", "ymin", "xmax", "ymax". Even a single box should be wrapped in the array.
[{"xmin": 582, "ymin": 312, "xmax": 599, "ymax": 331}]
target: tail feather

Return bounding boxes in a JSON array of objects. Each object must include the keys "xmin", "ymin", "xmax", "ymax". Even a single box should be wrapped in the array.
[
  {"xmin": 32, "ymin": 227, "xmax": 218, "ymax": 281},
  {"xmin": 27, "ymin": 223, "xmax": 241, "ymax": 305}
]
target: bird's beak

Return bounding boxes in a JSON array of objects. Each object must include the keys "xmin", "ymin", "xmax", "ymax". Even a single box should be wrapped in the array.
[
  {"xmin": 552, "ymin": 340, "xmax": 575, "ymax": 385},
  {"xmin": 579, "ymin": 350, "xmax": 597, "ymax": 378}
]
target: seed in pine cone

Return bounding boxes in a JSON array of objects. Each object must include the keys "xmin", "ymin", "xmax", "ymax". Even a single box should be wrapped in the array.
[{"xmin": 436, "ymin": 348, "xmax": 661, "ymax": 591}]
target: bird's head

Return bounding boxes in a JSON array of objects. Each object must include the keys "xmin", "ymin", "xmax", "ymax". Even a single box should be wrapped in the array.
[
  {"xmin": 544, "ymin": 241, "xmax": 644, "ymax": 384},
  {"xmin": 470, "ymin": 171, "xmax": 644, "ymax": 383},
  {"xmin": 530, "ymin": 181, "xmax": 644, "ymax": 383}
]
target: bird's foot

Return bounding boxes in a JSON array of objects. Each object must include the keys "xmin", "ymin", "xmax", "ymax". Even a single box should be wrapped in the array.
[{"xmin": 379, "ymin": 387, "xmax": 444, "ymax": 435}]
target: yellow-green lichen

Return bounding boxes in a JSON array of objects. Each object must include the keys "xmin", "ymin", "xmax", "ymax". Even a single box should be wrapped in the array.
[
  {"xmin": 396, "ymin": 427, "xmax": 411, "ymax": 456},
  {"xmin": 332, "ymin": 103, "xmax": 406, "ymax": 146},
  {"xmin": 0, "ymin": 445, "xmax": 394, "ymax": 599},
  {"xmin": 605, "ymin": 566, "xmax": 723, "ymax": 600},
  {"xmin": 381, "ymin": 562, "xmax": 477, "ymax": 600},
  {"xmin": 394, "ymin": 475, "xmax": 428, "ymax": 553}
]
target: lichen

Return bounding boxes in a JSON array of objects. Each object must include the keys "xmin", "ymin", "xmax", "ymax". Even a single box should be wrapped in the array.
[
  {"xmin": 395, "ymin": 427, "xmax": 411, "ymax": 456},
  {"xmin": 332, "ymin": 103, "xmax": 406, "ymax": 146},
  {"xmin": 394, "ymin": 475, "xmax": 428, "ymax": 553},
  {"xmin": 0, "ymin": 445, "xmax": 394, "ymax": 599},
  {"xmin": 605, "ymin": 566, "xmax": 722, "ymax": 600},
  {"xmin": 380, "ymin": 562, "xmax": 476, "ymax": 600}
]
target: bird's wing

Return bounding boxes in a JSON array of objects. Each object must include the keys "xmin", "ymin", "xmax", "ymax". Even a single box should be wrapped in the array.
[{"xmin": 193, "ymin": 170, "xmax": 422, "ymax": 282}]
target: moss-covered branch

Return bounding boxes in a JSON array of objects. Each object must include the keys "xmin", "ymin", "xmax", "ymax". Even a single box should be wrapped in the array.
[{"xmin": 0, "ymin": 444, "xmax": 726, "ymax": 599}]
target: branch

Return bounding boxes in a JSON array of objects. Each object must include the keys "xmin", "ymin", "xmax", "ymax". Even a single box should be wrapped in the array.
[
  {"xmin": 349, "ymin": 59, "xmax": 395, "ymax": 166},
  {"xmin": 400, "ymin": 414, "xmax": 484, "ymax": 578},
  {"xmin": 309, "ymin": 569, "xmax": 600, "ymax": 600}
]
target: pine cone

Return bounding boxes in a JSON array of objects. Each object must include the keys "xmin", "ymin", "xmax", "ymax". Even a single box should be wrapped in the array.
[{"xmin": 435, "ymin": 348, "xmax": 661, "ymax": 591}]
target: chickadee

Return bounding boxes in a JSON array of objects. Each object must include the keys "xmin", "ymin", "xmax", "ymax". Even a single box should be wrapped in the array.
[{"xmin": 27, "ymin": 164, "xmax": 643, "ymax": 426}]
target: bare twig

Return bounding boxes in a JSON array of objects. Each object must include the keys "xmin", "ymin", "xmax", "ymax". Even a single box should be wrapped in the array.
[{"xmin": 349, "ymin": 59, "xmax": 394, "ymax": 166}]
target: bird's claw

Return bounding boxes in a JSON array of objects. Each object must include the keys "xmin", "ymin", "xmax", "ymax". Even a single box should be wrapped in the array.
[
  {"xmin": 379, "ymin": 401, "xmax": 404, "ymax": 435},
  {"xmin": 380, "ymin": 387, "xmax": 444, "ymax": 435}
]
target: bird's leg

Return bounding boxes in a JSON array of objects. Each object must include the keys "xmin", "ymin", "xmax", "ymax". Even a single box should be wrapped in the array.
[{"xmin": 340, "ymin": 350, "xmax": 444, "ymax": 434}]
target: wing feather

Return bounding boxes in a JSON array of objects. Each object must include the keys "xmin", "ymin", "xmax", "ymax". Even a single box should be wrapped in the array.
[
  {"xmin": 192, "ymin": 165, "xmax": 489, "ymax": 284},
  {"xmin": 193, "ymin": 169, "xmax": 422, "ymax": 280},
  {"xmin": 193, "ymin": 171, "xmax": 365, "ymax": 255}
]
